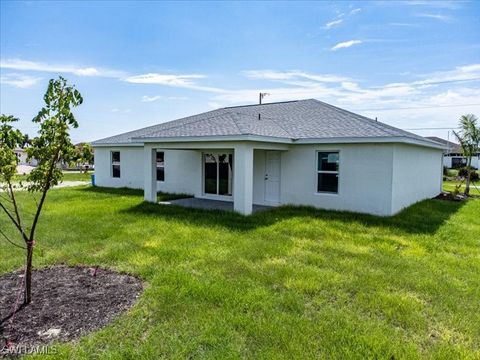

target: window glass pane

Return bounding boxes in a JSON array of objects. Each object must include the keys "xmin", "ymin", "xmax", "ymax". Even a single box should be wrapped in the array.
[
  {"xmin": 318, "ymin": 152, "xmax": 339, "ymax": 171},
  {"xmin": 156, "ymin": 151, "xmax": 165, "ymax": 181},
  {"xmin": 156, "ymin": 151, "xmax": 164, "ymax": 165},
  {"xmin": 218, "ymin": 154, "xmax": 232, "ymax": 195},
  {"xmin": 156, "ymin": 168, "xmax": 164, "ymax": 181},
  {"xmin": 112, "ymin": 164, "xmax": 121, "ymax": 178},
  {"xmin": 317, "ymin": 173, "xmax": 338, "ymax": 193},
  {"xmin": 112, "ymin": 151, "xmax": 120, "ymax": 163},
  {"xmin": 204, "ymin": 154, "xmax": 217, "ymax": 194}
]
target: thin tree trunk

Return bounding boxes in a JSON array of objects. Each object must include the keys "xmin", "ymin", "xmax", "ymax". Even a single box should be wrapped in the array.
[
  {"xmin": 25, "ymin": 242, "xmax": 34, "ymax": 304},
  {"xmin": 465, "ymin": 156, "xmax": 472, "ymax": 196},
  {"xmin": 24, "ymin": 149, "xmax": 60, "ymax": 303}
]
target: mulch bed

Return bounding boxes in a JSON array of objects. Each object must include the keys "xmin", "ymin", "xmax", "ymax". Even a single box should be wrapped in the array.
[
  {"xmin": 434, "ymin": 192, "xmax": 467, "ymax": 202},
  {"xmin": 0, "ymin": 265, "xmax": 143, "ymax": 355}
]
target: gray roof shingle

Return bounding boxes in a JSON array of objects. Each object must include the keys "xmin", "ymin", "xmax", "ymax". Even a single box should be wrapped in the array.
[{"xmin": 92, "ymin": 99, "xmax": 439, "ymax": 146}]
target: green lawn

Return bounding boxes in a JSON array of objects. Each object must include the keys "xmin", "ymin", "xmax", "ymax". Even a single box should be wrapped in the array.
[
  {"xmin": 14, "ymin": 171, "xmax": 93, "ymax": 183},
  {"xmin": 1, "ymin": 187, "xmax": 479, "ymax": 359},
  {"xmin": 443, "ymin": 180, "xmax": 480, "ymax": 195}
]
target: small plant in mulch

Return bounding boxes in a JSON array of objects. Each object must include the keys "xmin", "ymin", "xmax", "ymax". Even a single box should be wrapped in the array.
[{"xmin": 0, "ymin": 265, "xmax": 142, "ymax": 357}]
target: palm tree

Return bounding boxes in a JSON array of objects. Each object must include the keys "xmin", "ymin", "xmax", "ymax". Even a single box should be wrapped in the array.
[{"xmin": 453, "ymin": 114, "xmax": 480, "ymax": 196}]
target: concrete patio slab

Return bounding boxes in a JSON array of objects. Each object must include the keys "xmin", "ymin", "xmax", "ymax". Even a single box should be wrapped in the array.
[{"xmin": 158, "ymin": 197, "xmax": 273, "ymax": 213}]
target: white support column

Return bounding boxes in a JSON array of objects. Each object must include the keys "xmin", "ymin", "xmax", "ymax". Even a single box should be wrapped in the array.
[
  {"xmin": 233, "ymin": 144, "xmax": 254, "ymax": 215},
  {"xmin": 144, "ymin": 146, "xmax": 157, "ymax": 202}
]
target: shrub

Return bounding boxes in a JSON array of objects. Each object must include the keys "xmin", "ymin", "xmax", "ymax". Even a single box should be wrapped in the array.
[{"xmin": 459, "ymin": 166, "xmax": 479, "ymax": 182}]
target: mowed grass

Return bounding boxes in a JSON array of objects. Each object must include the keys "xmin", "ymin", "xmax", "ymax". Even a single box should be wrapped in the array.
[
  {"xmin": 0, "ymin": 186, "xmax": 479, "ymax": 359},
  {"xmin": 443, "ymin": 180, "xmax": 480, "ymax": 195},
  {"xmin": 13, "ymin": 171, "xmax": 93, "ymax": 182}
]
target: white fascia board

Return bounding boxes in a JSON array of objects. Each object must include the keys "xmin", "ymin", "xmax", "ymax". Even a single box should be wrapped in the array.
[
  {"xmin": 91, "ymin": 142, "xmax": 144, "ymax": 148},
  {"xmin": 92, "ymin": 135, "xmax": 444, "ymax": 150},
  {"xmin": 294, "ymin": 136, "xmax": 445, "ymax": 150}
]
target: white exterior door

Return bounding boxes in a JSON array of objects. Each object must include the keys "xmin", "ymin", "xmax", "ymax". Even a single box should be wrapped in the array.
[{"xmin": 264, "ymin": 151, "xmax": 281, "ymax": 204}]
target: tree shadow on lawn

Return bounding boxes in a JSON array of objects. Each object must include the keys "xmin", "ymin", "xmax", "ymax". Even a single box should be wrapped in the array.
[
  {"xmin": 81, "ymin": 186, "xmax": 190, "ymax": 201},
  {"xmin": 120, "ymin": 196, "xmax": 465, "ymax": 236}
]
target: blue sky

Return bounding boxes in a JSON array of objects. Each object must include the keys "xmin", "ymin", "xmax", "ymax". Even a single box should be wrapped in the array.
[{"xmin": 1, "ymin": 0, "xmax": 479, "ymax": 143}]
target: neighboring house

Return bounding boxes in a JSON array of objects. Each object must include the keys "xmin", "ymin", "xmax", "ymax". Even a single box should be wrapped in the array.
[
  {"xmin": 92, "ymin": 99, "xmax": 444, "ymax": 216},
  {"xmin": 13, "ymin": 148, "xmax": 37, "ymax": 166},
  {"xmin": 426, "ymin": 136, "xmax": 479, "ymax": 169}
]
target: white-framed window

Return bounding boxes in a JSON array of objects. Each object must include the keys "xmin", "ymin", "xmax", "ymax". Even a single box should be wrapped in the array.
[
  {"xmin": 156, "ymin": 151, "xmax": 165, "ymax": 181},
  {"xmin": 317, "ymin": 151, "xmax": 339, "ymax": 193},
  {"xmin": 203, "ymin": 152, "xmax": 233, "ymax": 196},
  {"xmin": 111, "ymin": 151, "xmax": 121, "ymax": 178}
]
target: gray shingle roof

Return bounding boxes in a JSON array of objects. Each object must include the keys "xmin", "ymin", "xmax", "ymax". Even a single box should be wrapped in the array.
[
  {"xmin": 92, "ymin": 99, "xmax": 439, "ymax": 146},
  {"xmin": 425, "ymin": 137, "xmax": 462, "ymax": 153}
]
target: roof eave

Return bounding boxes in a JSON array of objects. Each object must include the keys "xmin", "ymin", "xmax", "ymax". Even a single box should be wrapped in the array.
[
  {"xmin": 92, "ymin": 135, "xmax": 445, "ymax": 150},
  {"xmin": 294, "ymin": 136, "xmax": 446, "ymax": 149}
]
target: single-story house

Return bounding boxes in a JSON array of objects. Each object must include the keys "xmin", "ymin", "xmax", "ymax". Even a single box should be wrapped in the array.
[
  {"xmin": 13, "ymin": 148, "xmax": 38, "ymax": 166},
  {"xmin": 92, "ymin": 99, "xmax": 444, "ymax": 216},
  {"xmin": 426, "ymin": 136, "xmax": 479, "ymax": 169}
]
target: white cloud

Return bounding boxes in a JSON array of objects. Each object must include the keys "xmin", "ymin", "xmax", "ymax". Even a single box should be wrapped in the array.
[
  {"xmin": 324, "ymin": 19, "xmax": 343, "ymax": 29},
  {"xmin": 414, "ymin": 13, "xmax": 453, "ymax": 22},
  {"xmin": 323, "ymin": 7, "xmax": 360, "ymax": 30},
  {"xmin": 124, "ymin": 73, "xmax": 224, "ymax": 93},
  {"xmin": 331, "ymin": 40, "xmax": 362, "ymax": 51},
  {"xmin": 0, "ymin": 58, "xmax": 225, "ymax": 93},
  {"xmin": 212, "ymin": 64, "xmax": 480, "ymax": 112},
  {"xmin": 0, "ymin": 58, "xmax": 123, "ymax": 77},
  {"xmin": 0, "ymin": 73, "xmax": 42, "ymax": 88},
  {"xmin": 404, "ymin": 1, "xmax": 461, "ymax": 10},
  {"xmin": 412, "ymin": 64, "xmax": 480, "ymax": 85},
  {"xmin": 243, "ymin": 70, "xmax": 350, "ymax": 83},
  {"xmin": 141, "ymin": 95, "xmax": 188, "ymax": 102}
]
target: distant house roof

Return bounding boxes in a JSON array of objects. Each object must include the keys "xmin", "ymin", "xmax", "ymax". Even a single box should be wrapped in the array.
[
  {"xmin": 93, "ymin": 99, "xmax": 442, "ymax": 149},
  {"xmin": 425, "ymin": 136, "xmax": 462, "ymax": 153}
]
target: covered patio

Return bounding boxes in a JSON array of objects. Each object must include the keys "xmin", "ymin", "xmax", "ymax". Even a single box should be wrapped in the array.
[{"xmin": 143, "ymin": 141, "xmax": 289, "ymax": 215}]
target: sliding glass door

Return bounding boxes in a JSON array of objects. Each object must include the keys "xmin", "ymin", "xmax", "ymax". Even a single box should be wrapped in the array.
[{"xmin": 204, "ymin": 153, "xmax": 233, "ymax": 196}]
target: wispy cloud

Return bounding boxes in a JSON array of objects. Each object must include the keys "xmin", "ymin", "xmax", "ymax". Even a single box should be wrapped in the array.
[
  {"xmin": 404, "ymin": 1, "xmax": 461, "ymax": 10},
  {"xmin": 324, "ymin": 19, "xmax": 343, "ymax": 29},
  {"xmin": 0, "ymin": 58, "xmax": 223, "ymax": 93},
  {"xmin": 388, "ymin": 22, "xmax": 419, "ymax": 27},
  {"xmin": 414, "ymin": 13, "xmax": 453, "ymax": 22},
  {"xmin": 0, "ymin": 58, "xmax": 124, "ymax": 77},
  {"xmin": 141, "ymin": 95, "xmax": 188, "ymax": 102},
  {"xmin": 124, "ymin": 73, "xmax": 224, "ymax": 93},
  {"xmin": 323, "ymin": 7, "xmax": 361, "ymax": 30},
  {"xmin": 243, "ymin": 70, "xmax": 350, "ymax": 83},
  {"xmin": 331, "ymin": 40, "xmax": 362, "ymax": 51},
  {"xmin": 0, "ymin": 73, "xmax": 42, "ymax": 88},
  {"xmin": 209, "ymin": 64, "xmax": 480, "ymax": 121}
]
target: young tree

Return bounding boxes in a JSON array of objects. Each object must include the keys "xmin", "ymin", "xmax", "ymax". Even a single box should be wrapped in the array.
[
  {"xmin": 0, "ymin": 77, "xmax": 83, "ymax": 304},
  {"xmin": 453, "ymin": 114, "xmax": 480, "ymax": 196},
  {"xmin": 76, "ymin": 142, "xmax": 94, "ymax": 172}
]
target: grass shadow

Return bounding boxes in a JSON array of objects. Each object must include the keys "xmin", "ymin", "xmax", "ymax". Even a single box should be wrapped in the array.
[
  {"xmin": 80, "ymin": 186, "xmax": 191, "ymax": 201},
  {"xmin": 122, "ymin": 196, "xmax": 466, "ymax": 235}
]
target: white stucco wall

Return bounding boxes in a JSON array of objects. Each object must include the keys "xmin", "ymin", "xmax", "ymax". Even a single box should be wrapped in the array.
[
  {"xmin": 94, "ymin": 146, "xmax": 145, "ymax": 189},
  {"xmin": 94, "ymin": 146, "xmax": 200, "ymax": 194},
  {"xmin": 391, "ymin": 144, "xmax": 443, "ymax": 214},
  {"xmin": 279, "ymin": 144, "xmax": 395, "ymax": 215},
  {"xmin": 156, "ymin": 150, "xmax": 201, "ymax": 195}
]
